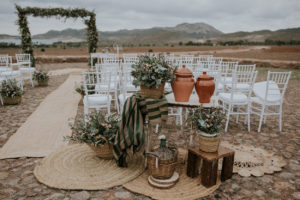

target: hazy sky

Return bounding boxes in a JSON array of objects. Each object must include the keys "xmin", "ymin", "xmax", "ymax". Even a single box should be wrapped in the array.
[{"xmin": 1, "ymin": 0, "xmax": 299, "ymax": 35}]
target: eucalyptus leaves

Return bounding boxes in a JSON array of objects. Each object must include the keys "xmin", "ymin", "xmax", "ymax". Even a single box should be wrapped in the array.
[
  {"xmin": 131, "ymin": 55, "xmax": 176, "ymax": 88},
  {"xmin": 65, "ymin": 112, "xmax": 120, "ymax": 146},
  {"xmin": 188, "ymin": 107, "xmax": 224, "ymax": 135},
  {"xmin": 15, "ymin": 5, "xmax": 98, "ymax": 67},
  {"xmin": 0, "ymin": 79, "xmax": 23, "ymax": 98},
  {"xmin": 33, "ymin": 70, "xmax": 49, "ymax": 82}
]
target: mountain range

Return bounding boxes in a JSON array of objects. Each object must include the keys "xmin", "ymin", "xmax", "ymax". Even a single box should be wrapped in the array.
[{"xmin": 1, "ymin": 22, "xmax": 299, "ymax": 44}]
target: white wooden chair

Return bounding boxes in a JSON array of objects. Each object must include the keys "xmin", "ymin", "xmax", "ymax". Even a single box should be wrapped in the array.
[
  {"xmin": 250, "ymin": 71, "xmax": 291, "ymax": 132},
  {"xmin": 165, "ymin": 82, "xmax": 183, "ymax": 126},
  {"xmin": 16, "ymin": 54, "xmax": 35, "ymax": 87},
  {"xmin": 219, "ymin": 71, "xmax": 258, "ymax": 132},
  {"xmin": 195, "ymin": 55, "xmax": 213, "ymax": 63},
  {"xmin": 180, "ymin": 55, "xmax": 194, "ymax": 70},
  {"xmin": 82, "ymin": 71, "xmax": 112, "ymax": 122},
  {"xmin": 95, "ymin": 63, "xmax": 120, "ymax": 113},
  {"xmin": 219, "ymin": 61, "xmax": 238, "ymax": 85},
  {"xmin": 118, "ymin": 71, "xmax": 139, "ymax": 113},
  {"xmin": 0, "ymin": 55, "xmax": 11, "ymax": 72}
]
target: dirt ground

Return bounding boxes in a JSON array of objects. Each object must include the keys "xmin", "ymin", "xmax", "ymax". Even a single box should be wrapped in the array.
[{"xmin": 0, "ymin": 61, "xmax": 299, "ymax": 199}]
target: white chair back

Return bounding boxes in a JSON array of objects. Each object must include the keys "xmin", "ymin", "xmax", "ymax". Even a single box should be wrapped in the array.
[
  {"xmin": 236, "ymin": 64, "xmax": 256, "ymax": 72},
  {"xmin": 82, "ymin": 71, "xmax": 111, "ymax": 97},
  {"xmin": 0, "ymin": 55, "xmax": 9, "ymax": 67},
  {"xmin": 16, "ymin": 54, "xmax": 31, "ymax": 67},
  {"xmin": 210, "ymin": 57, "xmax": 223, "ymax": 64},
  {"xmin": 264, "ymin": 71, "xmax": 291, "ymax": 103},
  {"xmin": 195, "ymin": 55, "xmax": 213, "ymax": 63},
  {"xmin": 231, "ymin": 71, "xmax": 258, "ymax": 98}
]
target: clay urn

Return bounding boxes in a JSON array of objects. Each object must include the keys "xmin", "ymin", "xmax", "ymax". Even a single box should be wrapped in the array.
[
  {"xmin": 171, "ymin": 65, "xmax": 194, "ymax": 102},
  {"xmin": 195, "ymin": 72, "xmax": 215, "ymax": 103}
]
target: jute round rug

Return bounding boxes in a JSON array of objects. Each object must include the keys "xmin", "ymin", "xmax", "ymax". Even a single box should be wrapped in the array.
[
  {"xmin": 123, "ymin": 167, "xmax": 221, "ymax": 200},
  {"xmin": 34, "ymin": 144, "xmax": 145, "ymax": 190}
]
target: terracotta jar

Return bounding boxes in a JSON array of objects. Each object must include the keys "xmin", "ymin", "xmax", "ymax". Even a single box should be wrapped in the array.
[
  {"xmin": 171, "ymin": 65, "xmax": 194, "ymax": 102},
  {"xmin": 195, "ymin": 72, "xmax": 215, "ymax": 103}
]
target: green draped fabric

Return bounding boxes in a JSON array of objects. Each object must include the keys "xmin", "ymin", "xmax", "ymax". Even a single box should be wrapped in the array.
[{"xmin": 113, "ymin": 94, "xmax": 168, "ymax": 167}]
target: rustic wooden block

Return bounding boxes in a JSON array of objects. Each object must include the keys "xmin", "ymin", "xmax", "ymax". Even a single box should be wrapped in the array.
[
  {"xmin": 201, "ymin": 159, "xmax": 218, "ymax": 187},
  {"xmin": 186, "ymin": 151, "xmax": 199, "ymax": 178},
  {"xmin": 221, "ymin": 154, "xmax": 234, "ymax": 181}
]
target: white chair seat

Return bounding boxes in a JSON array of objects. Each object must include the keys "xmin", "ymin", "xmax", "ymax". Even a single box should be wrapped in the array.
[
  {"xmin": 0, "ymin": 67, "xmax": 11, "ymax": 72},
  {"xmin": 126, "ymin": 83, "xmax": 139, "ymax": 91},
  {"xmin": 217, "ymin": 83, "xmax": 224, "ymax": 90},
  {"xmin": 19, "ymin": 67, "xmax": 35, "ymax": 73},
  {"xmin": 95, "ymin": 82, "xmax": 117, "ymax": 90},
  {"xmin": 253, "ymin": 81, "xmax": 281, "ymax": 102},
  {"xmin": 118, "ymin": 93, "xmax": 133, "ymax": 106},
  {"xmin": 251, "ymin": 96, "xmax": 281, "ymax": 105},
  {"xmin": 226, "ymin": 83, "xmax": 251, "ymax": 90},
  {"xmin": 222, "ymin": 77, "xmax": 233, "ymax": 84},
  {"xmin": 1, "ymin": 71, "xmax": 21, "ymax": 77},
  {"xmin": 219, "ymin": 92, "xmax": 248, "ymax": 103},
  {"xmin": 84, "ymin": 94, "xmax": 112, "ymax": 106}
]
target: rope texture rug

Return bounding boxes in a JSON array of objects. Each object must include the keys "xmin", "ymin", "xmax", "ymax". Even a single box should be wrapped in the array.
[
  {"xmin": 34, "ymin": 144, "xmax": 145, "ymax": 190},
  {"xmin": 222, "ymin": 141, "xmax": 286, "ymax": 177},
  {"xmin": 0, "ymin": 74, "xmax": 81, "ymax": 159},
  {"xmin": 123, "ymin": 167, "xmax": 221, "ymax": 200}
]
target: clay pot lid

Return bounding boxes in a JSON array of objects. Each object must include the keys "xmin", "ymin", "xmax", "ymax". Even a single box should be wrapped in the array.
[
  {"xmin": 197, "ymin": 72, "xmax": 213, "ymax": 81},
  {"xmin": 174, "ymin": 65, "xmax": 193, "ymax": 77}
]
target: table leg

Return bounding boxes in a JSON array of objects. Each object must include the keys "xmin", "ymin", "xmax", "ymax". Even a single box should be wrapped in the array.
[
  {"xmin": 186, "ymin": 150, "xmax": 199, "ymax": 178},
  {"xmin": 201, "ymin": 159, "xmax": 218, "ymax": 187},
  {"xmin": 221, "ymin": 154, "xmax": 234, "ymax": 181}
]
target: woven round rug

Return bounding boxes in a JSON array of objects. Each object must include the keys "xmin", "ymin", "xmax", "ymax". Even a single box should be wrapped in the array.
[
  {"xmin": 222, "ymin": 141, "xmax": 286, "ymax": 177},
  {"xmin": 123, "ymin": 168, "xmax": 221, "ymax": 200},
  {"xmin": 34, "ymin": 144, "xmax": 145, "ymax": 190}
]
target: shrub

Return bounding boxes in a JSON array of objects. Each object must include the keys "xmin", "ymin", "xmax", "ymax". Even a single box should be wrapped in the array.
[{"xmin": 0, "ymin": 79, "xmax": 23, "ymax": 98}]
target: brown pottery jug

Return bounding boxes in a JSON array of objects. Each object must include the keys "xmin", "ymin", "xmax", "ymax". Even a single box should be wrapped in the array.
[
  {"xmin": 195, "ymin": 72, "xmax": 215, "ymax": 103},
  {"xmin": 171, "ymin": 65, "xmax": 194, "ymax": 102}
]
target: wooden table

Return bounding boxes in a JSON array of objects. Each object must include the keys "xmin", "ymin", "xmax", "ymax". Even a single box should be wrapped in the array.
[
  {"xmin": 186, "ymin": 146, "xmax": 235, "ymax": 188},
  {"xmin": 165, "ymin": 93, "xmax": 219, "ymax": 108}
]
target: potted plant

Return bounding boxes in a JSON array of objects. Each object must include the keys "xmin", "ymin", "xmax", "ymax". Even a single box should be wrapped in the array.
[
  {"xmin": 33, "ymin": 70, "xmax": 49, "ymax": 86},
  {"xmin": 65, "ymin": 111, "xmax": 120, "ymax": 159},
  {"xmin": 0, "ymin": 79, "xmax": 23, "ymax": 105},
  {"xmin": 188, "ymin": 107, "xmax": 224, "ymax": 152},
  {"xmin": 131, "ymin": 54, "xmax": 176, "ymax": 99}
]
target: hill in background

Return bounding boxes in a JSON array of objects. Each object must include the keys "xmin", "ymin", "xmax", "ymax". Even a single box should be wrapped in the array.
[{"xmin": 1, "ymin": 22, "xmax": 299, "ymax": 45}]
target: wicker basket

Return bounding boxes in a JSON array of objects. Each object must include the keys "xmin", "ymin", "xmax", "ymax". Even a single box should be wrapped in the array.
[
  {"xmin": 3, "ymin": 96, "xmax": 22, "ymax": 105},
  {"xmin": 147, "ymin": 146, "xmax": 178, "ymax": 179},
  {"xmin": 140, "ymin": 83, "xmax": 165, "ymax": 99},
  {"xmin": 198, "ymin": 132, "xmax": 221, "ymax": 153},
  {"xmin": 87, "ymin": 136, "xmax": 114, "ymax": 159},
  {"xmin": 38, "ymin": 80, "xmax": 48, "ymax": 86}
]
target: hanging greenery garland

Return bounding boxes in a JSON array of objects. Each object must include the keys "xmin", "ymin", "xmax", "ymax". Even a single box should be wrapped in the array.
[{"xmin": 15, "ymin": 5, "xmax": 98, "ymax": 67}]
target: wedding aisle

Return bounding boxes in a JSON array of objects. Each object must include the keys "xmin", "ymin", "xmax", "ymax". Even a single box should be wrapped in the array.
[{"xmin": 0, "ymin": 73, "xmax": 81, "ymax": 159}]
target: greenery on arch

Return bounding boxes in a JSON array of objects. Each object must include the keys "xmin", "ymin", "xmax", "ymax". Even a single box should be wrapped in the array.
[{"xmin": 16, "ymin": 5, "xmax": 98, "ymax": 67}]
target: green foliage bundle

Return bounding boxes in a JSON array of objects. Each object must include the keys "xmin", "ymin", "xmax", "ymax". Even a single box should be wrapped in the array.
[
  {"xmin": 65, "ymin": 112, "xmax": 120, "ymax": 146},
  {"xmin": 188, "ymin": 107, "xmax": 224, "ymax": 135},
  {"xmin": 0, "ymin": 79, "xmax": 23, "ymax": 98},
  {"xmin": 15, "ymin": 5, "xmax": 98, "ymax": 67},
  {"xmin": 33, "ymin": 70, "xmax": 49, "ymax": 82},
  {"xmin": 131, "ymin": 55, "xmax": 176, "ymax": 88}
]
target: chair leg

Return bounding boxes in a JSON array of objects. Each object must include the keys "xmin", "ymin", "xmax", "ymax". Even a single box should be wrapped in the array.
[
  {"xmin": 279, "ymin": 104, "xmax": 282, "ymax": 132},
  {"xmin": 225, "ymin": 104, "xmax": 231, "ymax": 132},
  {"xmin": 179, "ymin": 108, "xmax": 183, "ymax": 126},
  {"xmin": 247, "ymin": 104, "xmax": 251, "ymax": 132},
  {"xmin": 258, "ymin": 105, "xmax": 265, "ymax": 133},
  {"xmin": 84, "ymin": 105, "xmax": 89, "ymax": 123},
  {"xmin": 236, "ymin": 106, "xmax": 240, "ymax": 123},
  {"xmin": 263, "ymin": 116, "xmax": 267, "ymax": 124},
  {"xmin": 30, "ymin": 72, "xmax": 34, "ymax": 87}
]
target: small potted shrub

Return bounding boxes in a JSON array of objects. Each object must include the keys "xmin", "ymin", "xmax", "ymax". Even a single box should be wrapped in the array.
[
  {"xmin": 33, "ymin": 70, "xmax": 49, "ymax": 86},
  {"xmin": 65, "ymin": 111, "xmax": 120, "ymax": 159},
  {"xmin": 131, "ymin": 54, "xmax": 176, "ymax": 99},
  {"xmin": 188, "ymin": 107, "xmax": 224, "ymax": 152},
  {"xmin": 0, "ymin": 79, "xmax": 23, "ymax": 105}
]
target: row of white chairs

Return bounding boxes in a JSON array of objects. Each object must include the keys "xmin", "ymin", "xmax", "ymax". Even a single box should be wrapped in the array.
[
  {"xmin": 86, "ymin": 53, "xmax": 291, "ymax": 132},
  {"xmin": 0, "ymin": 54, "xmax": 35, "ymax": 87}
]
